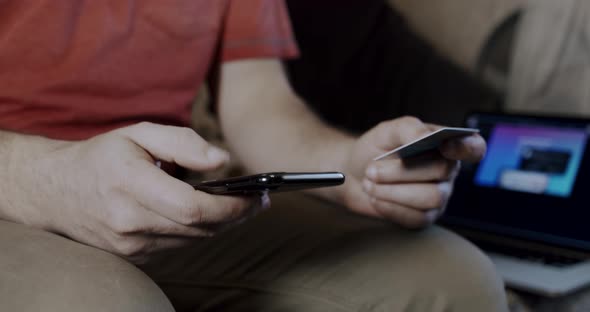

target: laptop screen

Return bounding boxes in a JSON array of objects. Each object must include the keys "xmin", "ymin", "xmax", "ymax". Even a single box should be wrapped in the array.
[{"xmin": 443, "ymin": 113, "xmax": 590, "ymax": 250}]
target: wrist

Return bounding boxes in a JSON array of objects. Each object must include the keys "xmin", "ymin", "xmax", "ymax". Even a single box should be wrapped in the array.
[
  {"xmin": 307, "ymin": 135, "xmax": 357, "ymax": 205},
  {"xmin": 1, "ymin": 132, "xmax": 70, "ymax": 227}
]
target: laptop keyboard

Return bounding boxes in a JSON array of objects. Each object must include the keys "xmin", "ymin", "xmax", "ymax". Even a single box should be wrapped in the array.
[{"xmin": 477, "ymin": 241, "xmax": 586, "ymax": 268}]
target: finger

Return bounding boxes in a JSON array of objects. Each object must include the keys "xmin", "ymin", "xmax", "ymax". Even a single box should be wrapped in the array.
[
  {"xmin": 439, "ymin": 134, "xmax": 487, "ymax": 162},
  {"xmin": 106, "ymin": 191, "xmax": 215, "ymax": 237},
  {"xmin": 370, "ymin": 117, "xmax": 432, "ymax": 152},
  {"xmin": 117, "ymin": 122, "xmax": 230, "ymax": 171},
  {"xmin": 425, "ymin": 123, "xmax": 444, "ymax": 132},
  {"xmin": 185, "ymin": 192, "xmax": 271, "ymax": 233},
  {"xmin": 126, "ymin": 160, "xmax": 257, "ymax": 226},
  {"xmin": 363, "ymin": 181, "xmax": 453, "ymax": 210},
  {"xmin": 366, "ymin": 156, "xmax": 460, "ymax": 183},
  {"xmin": 371, "ymin": 198, "xmax": 439, "ymax": 229}
]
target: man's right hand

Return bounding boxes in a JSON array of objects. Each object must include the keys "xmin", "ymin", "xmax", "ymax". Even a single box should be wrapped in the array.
[{"xmin": 3, "ymin": 122, "xmax": 260, "ymax": 263}]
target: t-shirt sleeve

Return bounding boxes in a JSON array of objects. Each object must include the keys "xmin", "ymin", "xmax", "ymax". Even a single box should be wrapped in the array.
[{"xmin": 221, "ymin": 0, "xmax": 299, "ymax": 62}]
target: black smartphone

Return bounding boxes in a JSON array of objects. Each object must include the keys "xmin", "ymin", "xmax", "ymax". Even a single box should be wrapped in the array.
[{"xmin": 192, "ymin": 172, "xmax": 345, "ymax": 195}]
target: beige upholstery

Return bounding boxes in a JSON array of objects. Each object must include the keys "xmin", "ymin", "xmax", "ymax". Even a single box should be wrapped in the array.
[{"xmin": 389, "ymin": 0, "xmax": 527, "ymax": 69}]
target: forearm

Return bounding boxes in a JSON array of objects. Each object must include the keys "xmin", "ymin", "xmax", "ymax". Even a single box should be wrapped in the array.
[
  {"xmin": 218, "ymin": 60, "xmax": 356, "ymax": 201},
  {"xmin": 221, "ymin": 89, "xmax": 354, "ymax": 171}
]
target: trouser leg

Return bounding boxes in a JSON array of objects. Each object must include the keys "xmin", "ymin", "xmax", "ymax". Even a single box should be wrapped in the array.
[
  {"xmin": 140, "ymin": 193, "xmax": 508, "ymax": 312},
  {"xmin": 0, "ymin": 220, "xmax": 174, "ymax": 312}
]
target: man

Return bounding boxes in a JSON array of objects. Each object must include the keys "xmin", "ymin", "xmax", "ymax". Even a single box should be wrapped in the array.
[{"xmin": 0, "ymin": 1, "xmax": 507, "ymax": 311}]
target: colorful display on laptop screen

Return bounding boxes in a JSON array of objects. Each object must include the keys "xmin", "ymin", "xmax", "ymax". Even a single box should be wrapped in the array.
[
  {"xmin": 474, "ymin": 124, "xmax": 588, "ymax": 197},
  {"xmin": 444, "ymin": 113, "xmax": 590, "ymax": 250}
]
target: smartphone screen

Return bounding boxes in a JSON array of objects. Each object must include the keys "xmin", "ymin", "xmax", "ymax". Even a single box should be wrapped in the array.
[{"xmin": 192, "ymin": 172, "xmax": 345, "ymax": 195}]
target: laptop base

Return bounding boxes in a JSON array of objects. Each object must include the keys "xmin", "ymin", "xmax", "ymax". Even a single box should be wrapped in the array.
[{"xmin": 489, "ymin": 252, "xmax": 590, "ymax": 297}]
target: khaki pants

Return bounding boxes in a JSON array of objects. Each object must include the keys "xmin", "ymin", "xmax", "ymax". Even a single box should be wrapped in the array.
[{"xmin": 0, "ymin": 194, "xmax": 508, "ymax": 311}]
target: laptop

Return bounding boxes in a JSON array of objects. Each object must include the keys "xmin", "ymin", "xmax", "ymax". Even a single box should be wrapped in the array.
[{"xmin": 442, "ymin": 112, "xmax": 590, "ymax": 297}]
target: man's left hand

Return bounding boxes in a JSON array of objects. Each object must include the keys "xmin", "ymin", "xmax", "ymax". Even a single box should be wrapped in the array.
[{"xmin": 342, "ymin": 116, "xmax": 486, "ymax": 229}]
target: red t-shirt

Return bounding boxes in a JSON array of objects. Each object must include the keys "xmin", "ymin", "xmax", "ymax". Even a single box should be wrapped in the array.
[{"xmin": 0, "ymin": 0, "xmax": 298, "ymax": 140}]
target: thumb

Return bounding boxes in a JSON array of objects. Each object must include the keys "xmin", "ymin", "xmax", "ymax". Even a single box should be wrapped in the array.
[
  {"xmin": 117, "ymin": 122, "xmax": 229, "ymax": 171},
  {"xmin": 368, "ymin": 117, "xmax": 432, "ymax": 152}
]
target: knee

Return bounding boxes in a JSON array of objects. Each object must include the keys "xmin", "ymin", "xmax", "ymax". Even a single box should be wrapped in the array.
[
  {"xmin": 300, "ymin": 225, "xmax": 508, "ymax": 311},
  {"xmin": 0, "ymin": 221, "xmax": 174, "ymax": 312},
  {"xmin": 364, "ymin": 226, "xmax": 508, "ymax": 311},
  {"xmin": 405, "ymin": 227, "xmax": 508, "ymax": 311}
]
